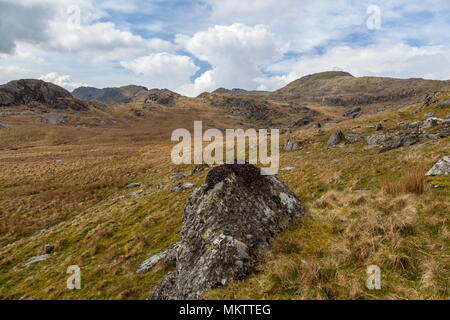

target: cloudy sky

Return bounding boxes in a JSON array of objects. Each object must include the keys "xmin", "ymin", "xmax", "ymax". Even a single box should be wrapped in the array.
[{"xmin": 1, "ymin": 0, "xmax": 449, "ymax": 96}]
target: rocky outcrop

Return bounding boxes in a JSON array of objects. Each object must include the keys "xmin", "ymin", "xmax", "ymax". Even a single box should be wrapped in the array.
[
  {"xmin": 145, "ymin": 89, "xmax": 180, "ymax": 106},
  {"xmin": 426, "ymin": 157, "xmax": 450, "ymax": 176},
  {"xmin": 0, "ymin": 79, "xmax": 88, "ymax": 110},
  {"xmin": 343, "ymin": 106, "xmax": 362, "ymax": 119},
  {"xmin": 148, "ymin": 163, "xmax": 306, "ymax": 300},
  {"xmin": 327, "ymin": 131, "xmax": 346, "ymax": 148}
]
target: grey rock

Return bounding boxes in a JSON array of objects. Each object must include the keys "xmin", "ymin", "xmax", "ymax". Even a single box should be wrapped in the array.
[
  {"xmin": 0, "ymin": 122, "xmax": 12, "ymax": 129},
  {"xmin": 375, "ymin": 123, "xmax": 383, "ymax": 131},
  {"xmin": 284, "ymin": 137, "xmax": 302, "ymax": 152},
  {"xmin": 37, "ymin": 113, "xmax": 69, "ymax": 125},
  {"xmin": 170, "ymin": 169, "xmax": 186, "ymax": 182},
  {"xmin": 292, "ymin": 117, "xmax": 314, "ymax": 127},
  {"xmin": 426, "ymin": 156, "xmax": 450, "ymax": 176},
  {"xmin": 23, "ymin": 254, "xmax": 50, "ymax": 267},
  {"xmin": 149, "ymin": 163, "xmax": 306, "ymax": 300},
  {"xmin": 137, "ymin": 242, "xmax": 180, "ymax": 274},
  {"xmin": 366, "ymin": 133, "xmax": 394, "ymax": 148},
  {"xmin": 379, "ymin": 130, "xmax": 423, "ymax": 153},
  {"xmin": 171, "ymin": 182, "xmax": 195, "ymax": 192},
  {"xmin": 39, "ymin": 244, "xmax": 55, "ymax": 255},
  {"xmin": 125, "ymin": 183, "xmax": 141, "ymax": 189},
  {"xmin": 343, "ymin": 106, "xmax": 362, "ymax": 119},
  {"xmin": 326, "ymin": 131, "xmax": 346, "ymax": 148},
  {"xmin": 438, "ymin": 99, "xmax": 450, "ymax": 107},
  {"xmin": 424, "ymin": 112, "xmax": 435, "ymax": 119}
]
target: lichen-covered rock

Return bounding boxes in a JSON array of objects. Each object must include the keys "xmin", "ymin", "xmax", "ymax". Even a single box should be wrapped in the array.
[
  {"xmin": 326, "ymin": 131, "xmax": 346, "ymax": 148},
  {"xmin": 149, "ymin": 163, "xmax": 306, "ymax": 300},
  {"xmin": 137, "ymin": 242, "xmax": 180, "ymax": 274},
  {"xmin": 426, "ymin": 156, "xmax": 450, "ymax": 176}
]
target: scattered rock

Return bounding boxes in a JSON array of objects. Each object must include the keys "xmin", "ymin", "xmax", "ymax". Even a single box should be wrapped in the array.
[
  {"xmin": 0, "ymin": 122, "xmax": 12, "ymax": 129},
  {"xmin": 39, "ymin": 244, "xmax": 55, "ymax": 255},
  {"xmin": 137, "ymin": 242, "xmax": 180, "ymax": 274},
  {"xmin": 438, "ymin": 99, "xmax": 450, "ymax": 107},
  {"xmin": 129, "ymin": 190, "xmax": 144, "ymax": 197},
  {"xmin": 379, "ymin": 130, "xmax": 423, "ymax": 153},
  {"xmin": 365, "ymin": 133, "xmax": 394, "ymax": 149},
  {"xmin": 343, "ymin": 106, "xmax": 362, "ymax": 119},
  {"xmin": 149, "ymin": 163, "xmax": 306, "ymax": 300},
  {"xmin": 191, "ymin": 164, "xmax": 209, "ymax": 176},
  {"xmin": 326, "ymin": 131, "xmax": 346, "ymax": 148},
  {"xmin": 284, "ymin": 137, "xmax": 302, "ymax": 152},
  {"xmin": 292, "ymin": 117, "xmax": 314, "ymax": 127},
  {"xmin": 125, "ymin": 183, "xmax": 142, "ymax": 189},
  {"xmin": 424, "ymin": 112, "xmax": 435, "ymax": 119},
  {"xmin": 37, "ymin": 113, "xmax": 69, "ymax": 125},
  {"xmin": 282, "ymin": 167, "xmax": 295, "ymax": 171},
  {"xmin": 375, "ymin": 123, "xmax": 383, "ymax": 131},
  {"xmin": 171, "ymin": 182, "xmax": 195, "ymax": 192},
  {"xmin": 23, "ymin": 254, "xmax": 50, "ymax": 267},
  {"xmin": 426, "ymin": 156, "xmax": 450, "ymax": 176},
  {"xmin": 170, "ymin": 169, "xmax": 186, "ymax": 182}
]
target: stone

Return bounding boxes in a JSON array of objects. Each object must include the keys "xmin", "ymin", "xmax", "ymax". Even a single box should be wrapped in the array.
[
  {"xmin": 426, "ymin": 157, "xmax": 450, "ymax": 176},
  {"xmin": 23, "ymin": 254, "xmax": 50, "ymax": 267},
  {"xmin": 37, "ymin": 113, "xmax": 69, "ymax": 125},
  {"xmin": 137, "ymin": 242, "xmax": 180, "ymax": 274},
  {"xmin": 342, "ymin": 106, "xmax": 362, "ymax": 119},
  {"xmin": 0, "ymin": 122, "xmax": 12, "ymax": 129},
  {"xmin": 375, "ymin": 123, "xmax": 383, "ymax": 131},
  {"xmin": 171, "ymin": 182, "xmax": 195, "ymax": 192},
  {"xmin": 149, "ymin": 163, "xmax": 305, "ymax": 300},
  {"xmin": 39, "ymin": 244, "xmax": 55, "ymax": 255},
  {"xmin": 284, "ymin": 137, "xmax": 302, "ymax": 152},
  {"xmin": 125, "ymin": 183, "xmax": 141, "ymax": 189},
  {"xmin": 326, "ymin": 131, "xmax": 346, "ymax": 148},
  {"xmin": 379, "ymin": 131, "xmax": 423, "ymax": 153}
]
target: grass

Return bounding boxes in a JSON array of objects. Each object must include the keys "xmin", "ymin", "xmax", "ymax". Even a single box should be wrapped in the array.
[{"xmin": 0, "ymin": 93, "xmax": 449, "ymax": 300}]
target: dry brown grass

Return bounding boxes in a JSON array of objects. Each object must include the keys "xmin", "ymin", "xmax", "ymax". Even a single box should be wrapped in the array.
[{"xmin": 382, "ymin": 166, "xmax": 427, "ymax": 196}]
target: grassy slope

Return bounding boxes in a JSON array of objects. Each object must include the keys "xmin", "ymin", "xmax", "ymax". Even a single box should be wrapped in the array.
[{"xmin": 0, "ymin": 96, "xmax": 449, "ymax": 300}]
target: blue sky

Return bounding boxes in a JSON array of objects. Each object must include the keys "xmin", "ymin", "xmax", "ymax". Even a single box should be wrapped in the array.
[{"xmin": 0, "ymin": 0, "xmax": 449, "ymax": 96}]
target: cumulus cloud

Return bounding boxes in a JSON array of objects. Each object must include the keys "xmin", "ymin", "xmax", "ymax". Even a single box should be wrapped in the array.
[
  {"xmin": 177, "ymin": 23, "xmax": 288, "ymax": 96},
  {"xmin": 39, "ymin": 72, "xmax": 88, "ymax": 91},
  {"xmin": 120, "ymin": 53, "xmax": 199, "ymax": 89}
]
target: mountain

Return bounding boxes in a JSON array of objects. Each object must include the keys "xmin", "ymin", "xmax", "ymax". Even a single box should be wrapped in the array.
[
  {"xmin": 207, "ymin": 71, "xmax": 450, "ymax": 108},
  {"xmin": 273, "ymin": 71, "xmax": 450, "ymax": 106},
  {"xmin": 0, "ymin": 79, "xmax": 88, "ymax": 110},
  {"xmin": 72, "ymin": 85, "xmax": 148, "ymax": 103}
]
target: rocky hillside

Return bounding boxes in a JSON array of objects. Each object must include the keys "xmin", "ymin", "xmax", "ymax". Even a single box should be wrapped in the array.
[
  {"xmin": 73, "ymin": 85, "xmax": 148, "ymax": 103},
  {"xmin": 0, "ymin": 79, "xmax": 88, "ymax": 111}
]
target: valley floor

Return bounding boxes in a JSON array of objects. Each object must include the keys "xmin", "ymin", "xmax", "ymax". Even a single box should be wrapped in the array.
[{"xmin": 0, "ymin": 99, "xmax": 448, "ymax": 300}]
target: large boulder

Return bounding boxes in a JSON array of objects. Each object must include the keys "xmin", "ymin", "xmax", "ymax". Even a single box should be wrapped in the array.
[
  {"xmin": 148, "ymin": 163, "xmax": 306, "ymax": 300},
  {"xmin": 426, "ymin": 156, "xmax": 450, "ymax": 176}
]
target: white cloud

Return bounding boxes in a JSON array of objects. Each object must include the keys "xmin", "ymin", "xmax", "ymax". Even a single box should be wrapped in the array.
[
  {"xmin": 39, "ymin": 72, "xmax": 88, "ymax": 91},
  {"xmin": 177, "ymin": 23, "xmax": 288, "ymax": 96},
  {"xmin": 120, "ymin": 53, "xmax": 199, "ymax": 89},
  {"xmin": 265, "ymin": 41, "xmax": 450, "ymax": 87}
]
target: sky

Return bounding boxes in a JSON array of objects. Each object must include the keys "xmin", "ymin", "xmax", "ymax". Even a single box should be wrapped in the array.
[{"xmin": 0, "ymin": 0, "xmax": 450, "ymax": 96}]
